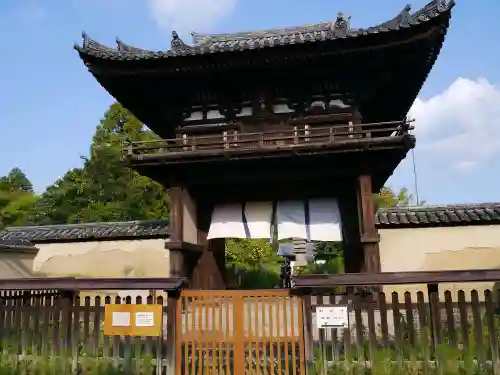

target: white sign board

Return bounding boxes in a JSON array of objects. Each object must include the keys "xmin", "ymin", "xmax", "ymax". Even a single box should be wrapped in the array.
[
  {"xmin": 135, "ymin": 312, "xmax": 155, "ymax": 327},
  {"xmin": 111, "ymin": 312, "xmax": 131, "ymax": 327},
  {"xmin": 316, "ymin": 305, "xmax": 349, "ymax": 329}
]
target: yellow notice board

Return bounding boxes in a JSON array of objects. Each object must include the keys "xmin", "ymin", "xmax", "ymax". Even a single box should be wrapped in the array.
[{"xmin": 104, "ymin": 304, "xmax": 163, "ymax": 337}]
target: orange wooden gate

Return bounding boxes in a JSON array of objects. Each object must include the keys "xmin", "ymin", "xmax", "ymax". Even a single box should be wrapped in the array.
[{"xmin": 175, "ymin": 289, "xmax": 305, "ymax": 375}]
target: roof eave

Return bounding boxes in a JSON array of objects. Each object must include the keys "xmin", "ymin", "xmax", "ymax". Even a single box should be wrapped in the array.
[{"xmin": 74, "ymin": 0, "xmax": 454, "ymax": 64}]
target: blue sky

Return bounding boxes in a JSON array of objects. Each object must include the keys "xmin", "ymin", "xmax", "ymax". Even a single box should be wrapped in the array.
[{"xmin": 0, "ymin": 0, "xmax": 499, "ymax": 205}]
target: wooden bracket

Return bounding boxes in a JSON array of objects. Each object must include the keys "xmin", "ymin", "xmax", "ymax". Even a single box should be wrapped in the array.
[
  {"xmin": 360, "ymin": 234, "xmax": 380, "ymax": 244},
  {"xmin": 167, "ymin": 241, "xmax": 204, "ymax": 252}
]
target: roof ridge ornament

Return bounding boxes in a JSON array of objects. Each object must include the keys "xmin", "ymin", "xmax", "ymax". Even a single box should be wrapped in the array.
[
  {"xmin": 400, "ymin": 4, "xmax": 412, "ymax": 27},
  {"xmin": 81, "ymin": 31, "xmax": 90, "ymax": 49},
  {"xmin": 332, "ymin": 12, "xmax": 351, "ymax": 37},
  {"xmin": 171, "ymin": 31, "xmax": 192, "ymax": 53},
  {"xmin": 75, "ymin": 31, "xmax": 112, "ymax": 53},
  {"xmin": 191, "ymin": 31, "xmax": 211, "ymax": 45},
  {"xmin": 437, "ymin": 0, "xmax": 453, "ymax": 11}
]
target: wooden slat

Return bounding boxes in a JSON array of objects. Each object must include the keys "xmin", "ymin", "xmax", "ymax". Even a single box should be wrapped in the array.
[
  {"xmin": 484, "ymin": 289, "xmax": 500, "ymax": 374},
  {"xmin": 112, "ymin": 296, "xmax": 121, "ymax": 369},
  {"xmin": 404, "ymin": 292, "xmax": 416, "ymax": 347},
  {"xmin": 93, "ymin": 296, "xmax": 101, "ymax": 355},
  {"xmin": 429, "ymin": 287, "xmax": 442, "ymax": 349},
  {"xmin": 366, "ymin": 293, "xmax": 377, "ymax": 363},
  {"xmin": 378, "ymin": 292, "xmax": 389, "ymax": 347},
  {"xmin": 353, "ymin": 294, "xmax": 364, "ymax": 361},
  {"xmin": 457, "ymin": 290, "xmax": 470, "ymax": 351},
  {"xmin": 416, "ymin": 291, "xmax": 431, "ymax": 366},
  {"xmin": 102, "ymin": 296, "xmax": 111, "ymax": 357},
  {"xmin": 471, "ymin": 289, "xmax": 486, "ymax": 366},
  {"xmin": 444, "ymin": 290, "xmax": 457, "ymax": 348}
]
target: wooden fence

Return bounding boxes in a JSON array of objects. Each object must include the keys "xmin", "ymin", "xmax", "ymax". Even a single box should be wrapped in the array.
[
  {"xmin": 0, "ymin": 293, "xmax": 165, "ymax": 361},
  {"xmin": 0, "ymin": 277, "xmax": 185, "ymax": 375},
  {"xmin": 1, "ymin": 272, "xmax": 500, "ymax": 375},
  {"xmin": 294, "ymin": 270, "xmax": 500, "ymax": 375}
]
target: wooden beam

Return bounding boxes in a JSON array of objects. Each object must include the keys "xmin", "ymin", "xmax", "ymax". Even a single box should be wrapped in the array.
[
  {"xmin": 0, "ymin": 277, "xmax": 187, "ymax": 291},
  {"xmin": 293, "ymin": 269, "xmax": 500, "ymax": 288},
  {"xmin": 169, "ymin": 186, "xmax": 184, "ymax": 243},
  {"xmin": 357, "ymin": 174, "xmax": 381, "ymax": 273}
]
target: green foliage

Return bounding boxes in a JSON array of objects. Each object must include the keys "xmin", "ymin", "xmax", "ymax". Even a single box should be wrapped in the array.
[
  {"xmin": 226, "ymin": 238, "xmax": 280, "ymax": 270},
  {"xmin": 0, "ymin": 168, "xmax": 38, "ymax": 229},
  {"xmin": 375, "ymin": 186, "xmax": 422, "ymax": 210},
  {"xmin": 295, "ymin": 256, "xmax": 344, "ymax": 275},
  {"xmin": 225, "ymin": 238, "xmax": 282, "ymax": 288},
  {"xmin": 0, "ymin": 352, "xmax": 151, "ymax": 375},
  {"xmin": 28, "ymin": 103, "xmax": 170, "ymax": 225}
]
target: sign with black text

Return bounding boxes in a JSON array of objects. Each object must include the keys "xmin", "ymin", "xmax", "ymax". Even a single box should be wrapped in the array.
[{"xmin": 316, "ymin": 305, "xmax": 349, "ymax": 329}]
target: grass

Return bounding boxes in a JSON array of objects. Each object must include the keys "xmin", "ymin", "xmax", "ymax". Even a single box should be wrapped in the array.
[
  {"xmin": 0, "ymin": 351, "xmax": 155, "ymax": 375},
  {"xmin": 308, "ymin": 313, "xmax": 500, "ymax": 375}
]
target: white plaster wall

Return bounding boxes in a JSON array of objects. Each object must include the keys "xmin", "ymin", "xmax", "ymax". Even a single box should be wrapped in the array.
[
  {"xmin": 34, "ymin": 239, "xmax": 170, "ymax": 278},
  {"xmin": 379, "ymin": 225, "xmax": 500, "ymax": 300},
  {"xmin": 0, "ymin": 251, "xmax": 35, "ymax": 278}
]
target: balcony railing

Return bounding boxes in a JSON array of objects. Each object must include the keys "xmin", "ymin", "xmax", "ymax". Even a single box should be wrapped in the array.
[{"xmin": 122, "ymin": 119, "xmax": 413, "ymax": 157}]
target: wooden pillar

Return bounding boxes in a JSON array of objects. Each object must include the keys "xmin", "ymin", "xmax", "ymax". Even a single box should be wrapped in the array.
[
  {"xmin": 338, "ymin": 189, "xmax": 364, "ymax": 273},
  {"xmin": 165, "ymin": 291, "xmax": 180, "ymax": 375},
  {"xmin": 168, "ymin": 189, "xmax": 227, "ymax": 288},
  {"xmin": 169, "ymin": 186, "xmax": 184, "ymax": 244},
  {"xmin": 168, "ymin": 186, "xmax": 186, "ymax": 278},
  {"xmin": 357, "ymin": 175, "xmax": 381, "ymax": 273},
  {"xmin": 180, "ymin": 200, "xmax": 226, "ymax": 289}
]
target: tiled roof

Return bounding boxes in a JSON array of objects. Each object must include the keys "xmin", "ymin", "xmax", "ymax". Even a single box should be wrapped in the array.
[
  {"xmin": 0, "ymin": 220, "xmax": 169, "ymax": 243},
  {"xmin": 376, "ymin": 203, "xmax": 500, "ymax": 228},
  {"xmin": 0, "ymin": 202, "xmax": 497, "ymax": 244},
  {"xmin": 0, "ymin": 239, "xmax": 38, "ymax": 252},
  {"xmin": 74, "ymin": 0, "xmax": 454, "ymax": 61}
]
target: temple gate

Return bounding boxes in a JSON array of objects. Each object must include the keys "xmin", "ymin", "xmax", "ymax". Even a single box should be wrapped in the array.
[{"xmin": 74, "ymin": 0, "xmax": 454, "ymax": 373}]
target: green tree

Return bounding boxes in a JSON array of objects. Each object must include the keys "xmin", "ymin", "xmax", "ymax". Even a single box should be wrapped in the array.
[
  {"xmin": 375, "ymin": 186, "xmax": 419, "ymax": 210},
  {"xmin": 29, "ymin": 103, "xmax": 170, "ymax": 225},
  {"xmin": 0, "ymin": 167, "xmax": 33, "ymax": 192},
  {"xmin": 225, "ymin": 238, "xmax": 282, "ymax": 288},
  {"xmin": 0, "ymin": 168, "xmax": 38, "ymax": 229}
]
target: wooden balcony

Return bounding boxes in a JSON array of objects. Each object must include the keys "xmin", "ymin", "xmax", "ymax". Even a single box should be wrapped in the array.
[{"xmin": 122, "ymin": 120, "xmax": 413, "ymax": 162}]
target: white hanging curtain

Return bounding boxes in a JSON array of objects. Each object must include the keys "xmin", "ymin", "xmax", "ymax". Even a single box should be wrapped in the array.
[
  {"xmin": 207, "ymin": 202, "xmax": 273, "ymax": 239},
  {"xmin": 276, "ymin": 199, "xmax": 342, "ymax": 241}
]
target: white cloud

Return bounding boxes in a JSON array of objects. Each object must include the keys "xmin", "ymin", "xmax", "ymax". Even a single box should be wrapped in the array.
[
  {"xmin": 409, "ymin": 77, "xmax": 500, "ymax": 171},
  {"xmin": 149, "ymin": 0, "xmax": 236, "ymax": 35}
]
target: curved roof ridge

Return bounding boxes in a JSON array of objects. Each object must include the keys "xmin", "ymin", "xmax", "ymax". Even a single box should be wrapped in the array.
[
  {"xmin": 190, "ymin": 0, "xmax": 454, "ymax": 46},
  {"xmin": 379, "ymin": 202, "xmax": 500, "ymax": 212},
  {"xmin": 191, "ymin": 21, "xmax": 333, "ymax": 45},
  {"xmin": 0, "ymin": 220, "xmax": 169, "ymax": 243},
  {"xmin": 74, "ymin": 0, "xmax": 455, "ymax": 60},
  {"xmin": 2, "ymin": 219, "xmax": 168, "ymax": 233},
  {"xmin": 115, "ymin": 38, "xmax": 152, "ymax": 54}
]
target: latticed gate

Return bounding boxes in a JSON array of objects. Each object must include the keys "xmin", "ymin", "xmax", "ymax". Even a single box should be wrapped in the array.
[{"xmin": 175, "ymin": 289, "xmax": 305, "ymax": 375}]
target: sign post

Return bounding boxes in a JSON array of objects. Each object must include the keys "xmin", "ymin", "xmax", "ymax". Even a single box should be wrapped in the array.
[
  {"xmin": 316, "ymin": 305, "xmax": 349, "ymax": 329},
  {"xmin": 104, "ymin": 304, "xmax": 163, "ymax": 336}
]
